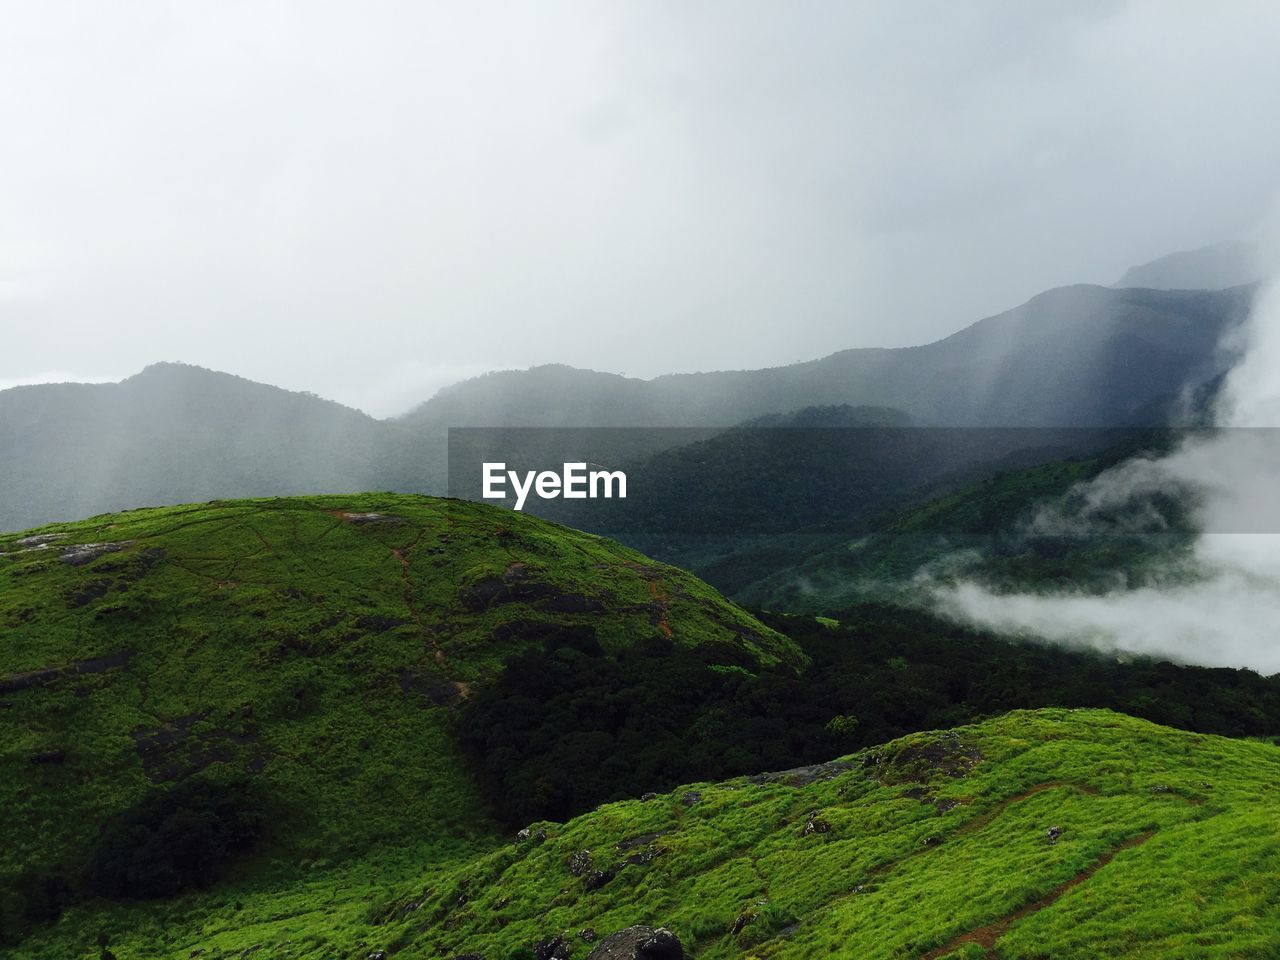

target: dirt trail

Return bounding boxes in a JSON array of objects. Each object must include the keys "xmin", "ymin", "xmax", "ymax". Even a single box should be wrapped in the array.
[
  {"xmin": 854, "ymin": 782, "xmax": 1098, "ymax": 890},
  {"xmin": 391, "ymin": 532, "xmax": 450, "ymax": 671},
  {"xmin": 648, "ymin": 579, "xmax": 673, "ymax": 637},
  {"xmin": 920, "ymin": 830, "xmax": 1156, "ymax": 960}
]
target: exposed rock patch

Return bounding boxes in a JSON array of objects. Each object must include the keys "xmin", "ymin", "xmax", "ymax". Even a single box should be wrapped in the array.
[
  {"xmin": 398, "ymin": 666, "xmax": 463, "ymax": 706},
  {"xmin": 66, "ymin": 578, "xmax": 112, "ymax": 608},
  {"xmin": 0, "ymin": 650, "xmax": 134, "ymax": 695},
  {"xmin": 132, "ymin": 715, "xmax": 264, "ymax": 782},
  {"xmin": 340, "ymin": 512, "xmax": 406, "ymax": 525},
  {"xmin": 869, "ymin": 732, "xmax": 982, "ymax": 784},
  {"xmin": 460, "ymin": 573, "xmax": 605, "ymax": 613},
  {"xmin": 749, "ymin": 757, "xmax": 858, "ymax": 787},
  {"xmin": 586, "ymin": 926, "xmax": 683, "ymax": 960},
  {"xmin": 61, "ymin": 541, "xmax": 132, "ymax": 566}
]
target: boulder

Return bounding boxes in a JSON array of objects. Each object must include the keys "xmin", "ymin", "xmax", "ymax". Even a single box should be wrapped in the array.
[
  {"xmin": 586, "ymin": 926, "xmax": 683, "ymax": 960},
  {"xmin": 801, "ymin": 811, "xmax": 831, "ymax": 836},
  {"xmin": 534, "ymin": 936, "xmax": 571, "ymax": 960}
]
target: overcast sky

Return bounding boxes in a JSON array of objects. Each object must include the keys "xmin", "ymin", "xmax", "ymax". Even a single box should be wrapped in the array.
[{"xmin": 3, "ymin": 1, "xmax": 1280, "ymax": 416}]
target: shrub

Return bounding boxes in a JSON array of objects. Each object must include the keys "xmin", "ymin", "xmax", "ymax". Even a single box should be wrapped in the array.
[{"xmin": 85, "ymin": 778, "xmax": 265, "ymax": 900}]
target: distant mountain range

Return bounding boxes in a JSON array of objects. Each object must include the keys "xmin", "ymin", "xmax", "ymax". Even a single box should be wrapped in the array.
[
  {"xmin": 0, "ymin": 248, "xmax": 1257, "ymax": 531},
  {"xmin": 405, "ymin": 284, "xmax": 1249, "ymax": 431}
]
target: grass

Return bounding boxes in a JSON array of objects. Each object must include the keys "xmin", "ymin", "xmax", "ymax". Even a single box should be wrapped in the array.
[
  {"xmin": 36, "ymin": 708, "xmax": 1272, "ymax": 959},
  {"xmin": 0, "ymin": 494, "xmax": 793, "ymax": 955},
  {"xmin": 362, "ymin": 709, "xmax": 1280, "ymax": 960}
]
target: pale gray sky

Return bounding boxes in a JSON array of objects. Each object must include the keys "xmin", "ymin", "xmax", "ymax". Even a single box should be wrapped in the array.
[{"xmin": 3, "ymin": 0, "xmax": 1280, "ymax": 415}]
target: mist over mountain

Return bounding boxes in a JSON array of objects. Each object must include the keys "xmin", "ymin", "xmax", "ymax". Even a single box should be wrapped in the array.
[
  {"xmin": 0, "ymin": 363, "xmax": 436, "ymax": 532},
  {"xmin": 405, "ymin": 284, "xmax": 1251, "ymax": 431},
  {"xmin": 1115, "ymin": 241, "xmax": 1261, "ymax": 291},
  {"xmin": 0, "ymin": 269, "xmax": 1253, "ymax": 533}
]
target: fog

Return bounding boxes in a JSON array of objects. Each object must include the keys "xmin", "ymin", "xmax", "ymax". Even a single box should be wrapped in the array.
[
  {"xmin": 5, "ymin": 1, "xmax": 1280, "ymax": 414},
  {"xmin": 936, "ymin": 243, "xmax": 1280, "ymax": 673}
]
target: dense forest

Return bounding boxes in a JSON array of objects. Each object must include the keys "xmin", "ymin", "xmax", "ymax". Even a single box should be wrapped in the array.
[{"xmin": 460, "ymin": 602, "xmax": 1280, "ymax": 826}]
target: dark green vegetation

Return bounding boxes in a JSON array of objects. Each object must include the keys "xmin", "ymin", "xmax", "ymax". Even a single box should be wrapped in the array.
[
  {"xmin": 462, "ymin": 601, "xmax": 1280, "ymax": 829},
  {"xmin": 536, "ymin": 415, "xmax": 1106, "ymax": 556},
  {"xmin": 0, "ymin": 494, "xmax": 791, "ymax": 951},
  {"xmin": 716, "ymin": 431, "xmax": 1196, "ymax": 611},
  {"xmin": 85, "ymin": 778, "xmax": 265, "ymax": 900}
]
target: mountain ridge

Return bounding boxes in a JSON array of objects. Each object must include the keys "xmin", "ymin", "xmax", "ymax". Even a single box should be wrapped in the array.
[{"xmin": 0, "ymin": 280, "xmax": 1254, "ymax": 532}]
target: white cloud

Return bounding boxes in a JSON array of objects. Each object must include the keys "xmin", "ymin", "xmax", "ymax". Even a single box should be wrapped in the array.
[{"xmin": 5, "ymin": 1, "xmax": 1280, "ymax": 411}]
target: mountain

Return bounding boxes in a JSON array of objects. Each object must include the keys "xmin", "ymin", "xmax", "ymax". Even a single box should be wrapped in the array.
[
  {"xmin": 1115, "ymin": 241, "xmax": 1261, "ymax": 290},
  {"xmin": 519, "ymin": 408, "xmax": 1119, "ymax": 577},
  {"xmin": 406, "ymin": 284, "xmax": 1251, "ymax": 430},
  {"xmin": 0, "ymin": 363, "xmax": 439, "ymax": 532},
  {"xmin": 0, "ymin": 282, "xmax": 1251, "ymax": 534}
]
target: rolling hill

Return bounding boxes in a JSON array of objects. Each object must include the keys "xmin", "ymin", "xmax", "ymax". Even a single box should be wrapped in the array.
[
  {"xmin": 360, "ymin": 708, "xmax": 1280, "ymax": 960},
  {"xmin": 17, "ymin": 708, "xmax": 1280, "ymax": 958},
  {"xmin": 0, "ymin": 494, "xmax": 793, "ymax": 949},
  {"xmin": 719, "ymin": 431, "xmax": 1188, "ymax": 611}
]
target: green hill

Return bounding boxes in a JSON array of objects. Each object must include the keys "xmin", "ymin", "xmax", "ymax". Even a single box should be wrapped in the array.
[
  {"xmin": 367, "ymin": 708, "xmax": 1280, "ymax": 960},
  {"xmin": 19, "ymin": 709, "xmax": 1280, "ymax": 958},
  {"xmin": 0, "ymin": 494, "xmax": 794, "ymax": 949}
]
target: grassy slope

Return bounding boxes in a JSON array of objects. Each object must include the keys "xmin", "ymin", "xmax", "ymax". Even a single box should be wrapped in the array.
[
  {"xmin": 364, "ymin": 709, "xmax": 1280, "ymax": 960},
  {"xmin": 36, "ymin": 708, "xmax": 1279, "ymax": 959},
  {"xmin": 0, "ymin": 494, "xmax": 793, "ymax": 956}
]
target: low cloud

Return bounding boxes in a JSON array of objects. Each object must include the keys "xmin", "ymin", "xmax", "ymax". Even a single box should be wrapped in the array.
[{"xmin": 933, "ymin": 274, "xmax": 1280, "ymax": 673}]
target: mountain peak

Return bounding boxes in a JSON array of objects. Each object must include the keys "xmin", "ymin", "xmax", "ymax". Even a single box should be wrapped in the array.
[{"xmin": 1115, "ymin": 241, "xmax": 1260, "ymax": 290}]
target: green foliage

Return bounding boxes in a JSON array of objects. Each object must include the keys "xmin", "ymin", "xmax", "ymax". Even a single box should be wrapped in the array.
[
  {"xmin": 825, "ymin": 714, "xmax": 860, "ymax": 738},
  {"xmin": 458, "ymin": 629, "xmax": 841, "ymax": 825},
  {"xmin": 462, "ymin": 600, "xmax": 1280, "ymax": 831}
]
